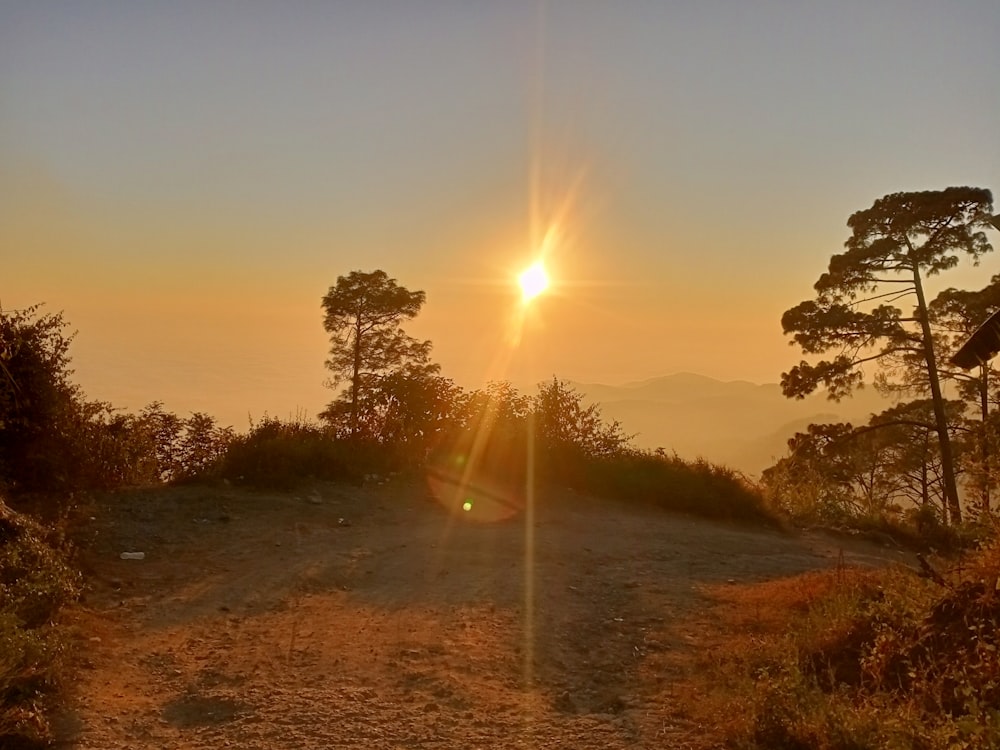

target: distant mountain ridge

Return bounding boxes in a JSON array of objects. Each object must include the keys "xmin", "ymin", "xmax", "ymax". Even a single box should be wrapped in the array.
[{"xmin": 571, "ymin": 372, "xmax": 897, "ymax": 478}]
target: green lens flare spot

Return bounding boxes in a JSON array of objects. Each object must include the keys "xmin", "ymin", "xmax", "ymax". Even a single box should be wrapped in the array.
[{"xmin": 462, "ymin": 500, "xmax": 473, "ymax": 512}]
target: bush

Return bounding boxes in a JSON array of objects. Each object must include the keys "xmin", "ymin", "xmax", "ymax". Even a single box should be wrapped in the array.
[
  {"xmin": 0, "ymin": 306, "xmax": 234, "ymax": 493},
  {"xmin": 0, "ymin": 500, "xmax": 79, "ymax": 747},
  {"xmin": 172, "ymin": 412, "xmax": 234, "ymax": 482},
  {"xmin": 689, "ymin": 542, "xmax": 1000, "ymax": 749},
  {"xmin": 580, "ymin": 450, "xmax": 778, "ymax": 525},
  {"xmin": 0, "ymin": 305, "xmax": 81, "ymax": 492},
  {"xmin": 220, "ymin": 417, "xmax": 363, "ymax": 488}
]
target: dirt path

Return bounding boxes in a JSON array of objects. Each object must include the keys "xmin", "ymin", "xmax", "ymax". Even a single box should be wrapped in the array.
[{"xmin": 56, "ymin": 480, "xmax": 909, "ymax": 749}]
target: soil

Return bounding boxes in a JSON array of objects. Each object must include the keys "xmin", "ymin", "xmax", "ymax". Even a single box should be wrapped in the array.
[{"xmin": 55, "ymin": 479, "xmax": 911, "ymax": 749}]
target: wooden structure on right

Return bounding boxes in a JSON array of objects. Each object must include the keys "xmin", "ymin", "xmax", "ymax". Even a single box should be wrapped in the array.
[{"xmin": 951, "ymin": 308, "xmax": 1000, "ymax": 370}]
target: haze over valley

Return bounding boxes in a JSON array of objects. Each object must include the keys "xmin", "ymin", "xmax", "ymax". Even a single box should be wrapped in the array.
[{"xmin": 573, "ymin": 372, "xmax": 896, "ymax": 477}]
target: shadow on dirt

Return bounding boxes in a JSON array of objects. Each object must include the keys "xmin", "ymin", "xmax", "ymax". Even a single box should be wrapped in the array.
[{"xmin": 162, "ymin": 693, "xmax": 247, "ymax": 729}]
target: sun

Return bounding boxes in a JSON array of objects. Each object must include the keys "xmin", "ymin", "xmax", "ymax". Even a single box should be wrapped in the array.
[{"xmin": 518, "ymin": 261, "xmax": 549, "ymax": 302}]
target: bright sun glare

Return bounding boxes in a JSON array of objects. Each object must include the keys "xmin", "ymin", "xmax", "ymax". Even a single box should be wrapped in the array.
[{"xmin": 518, "ymin": 261, "xmax": 549, "ymax": 302}]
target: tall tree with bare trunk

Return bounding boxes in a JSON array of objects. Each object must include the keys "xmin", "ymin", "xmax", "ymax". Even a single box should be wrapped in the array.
[
  {"xmin": 781, "ymin": 187, "xmax": 994, "ymax": 524},
  {"xmin": 321, "ymin": 270, "xmax": 435, "ymax": 437}
]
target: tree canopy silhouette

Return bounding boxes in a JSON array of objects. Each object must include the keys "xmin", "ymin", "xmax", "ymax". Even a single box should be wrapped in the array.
[
  {"xmin": 931, "ymin": 275, "xmax": 1000, "ymax": 511},
  {"xmin": 0, "ymin": 304, "xmax": 79, "ymax": 490},
  {"xmin": 780, "ymin": 187, "xmax": 994, "ymax": 523},
  {"xmin": 321, "ymin": 270, "xmax": 437, "ymax": 436}
]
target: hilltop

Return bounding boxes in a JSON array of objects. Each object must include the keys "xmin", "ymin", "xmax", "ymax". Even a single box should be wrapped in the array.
[{"xmin": 56, "ymin": 480, "xmax": 904, "ymax": 749}]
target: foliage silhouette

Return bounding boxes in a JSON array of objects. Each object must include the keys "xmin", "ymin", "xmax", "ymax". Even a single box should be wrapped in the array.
[
  {"xmin": 0, "ymin": 499, "xmax": 79, "ymax": 746},
  {"xmin": 0, "ymin": 304, "xmax": 80, "ymax": 492},
  {"xmin": 321, "ymin": 270, "xmax": 437, "ymax": 437},
  {"xmin": 782, "ymin": 187, "xmax": 994, "ymax": 523},
  {"xmin": 762, "ymin": 398, "xmax": 970, "ymax": 532},
  {"xmin": 930, "ymin": 275, "xmax": 1000, "ymax": 512},
  {"xmin": 221, "ymin": 416, "xmax": 362, "ymax": 488}
]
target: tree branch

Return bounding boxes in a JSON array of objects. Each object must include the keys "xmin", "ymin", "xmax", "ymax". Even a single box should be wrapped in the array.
[
  {"xmin": 849, "ymin": 348, "xmax": 923, "ymax": 364},
  {"xmin": 850, "ymin": 419, "xmax": 936, "ymax": 436},
  {"xmin": 849, "ymin": 288, "xmax": 915, "ymax": 306},
  {"xmin": 924, "ymin": 214, "xmax": 957, "ymax": 250}
]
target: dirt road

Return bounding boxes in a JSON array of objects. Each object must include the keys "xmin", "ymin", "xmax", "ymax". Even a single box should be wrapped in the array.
[{"xmin": 57, "ymin": 480, "xmax": 907, "ymax": 749}]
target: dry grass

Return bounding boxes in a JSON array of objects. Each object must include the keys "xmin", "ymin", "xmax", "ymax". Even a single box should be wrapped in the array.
[{"xmin": 673, "ymin": 546, "xmax": 1000, "ymax": 750}]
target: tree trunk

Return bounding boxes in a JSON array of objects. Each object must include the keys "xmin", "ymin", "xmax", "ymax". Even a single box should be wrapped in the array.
[
  {"xmin": 351, "ymin": 315, "xmax": 363, "ymax": 438},
  {"xmin": 980, "ymin": 364, "xmax": 991, "ymax": 513},
  {"xmin": 911, "ymin": 265, "xmax": 962, "ymax": 524},
  {"xmin": 920, "ymin": 441, "xmax": 929, "ymax": 508}
]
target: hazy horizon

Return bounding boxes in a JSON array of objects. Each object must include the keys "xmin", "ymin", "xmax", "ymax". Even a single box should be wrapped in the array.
[{"xmin": 5, "ymin": 2, "xmax": 999, "ymax": 430}]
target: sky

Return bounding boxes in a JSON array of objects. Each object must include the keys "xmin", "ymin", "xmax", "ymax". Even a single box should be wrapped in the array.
[{"xmin": 4, "ymin": 1, "xmax": 1000, "ymax": 429}]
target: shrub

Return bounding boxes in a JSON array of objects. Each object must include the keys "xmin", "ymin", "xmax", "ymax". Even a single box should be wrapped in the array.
[
  {"xmin": 0, "ymin": 306, "xmax": 225, "ymax": 493},
  {"xmin": 581, "ymin": 450, "xmax": 778, "ymax": 526},
  {"xmin": 220, "ymin": 417, "xmax": 362, "ymax": 488},
  {"xmin": 0, "ymin": 500, "xmax": 79, "ymax": 747},
  {"xmin": 689, "ymin": 543, "xmax": 1000, "ymax": 749},
  {"xmin": 0, "ymin": 305, "xmax": 81, "ymax": 492},
  {"xmin": 173, "ymin": 412, "xmax": 234, "ymax": 482}
]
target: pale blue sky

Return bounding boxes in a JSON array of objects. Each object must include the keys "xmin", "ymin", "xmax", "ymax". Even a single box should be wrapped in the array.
[{"xmin": 4, "ymin": 2, "xmax": 999, "ymax": 427}]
